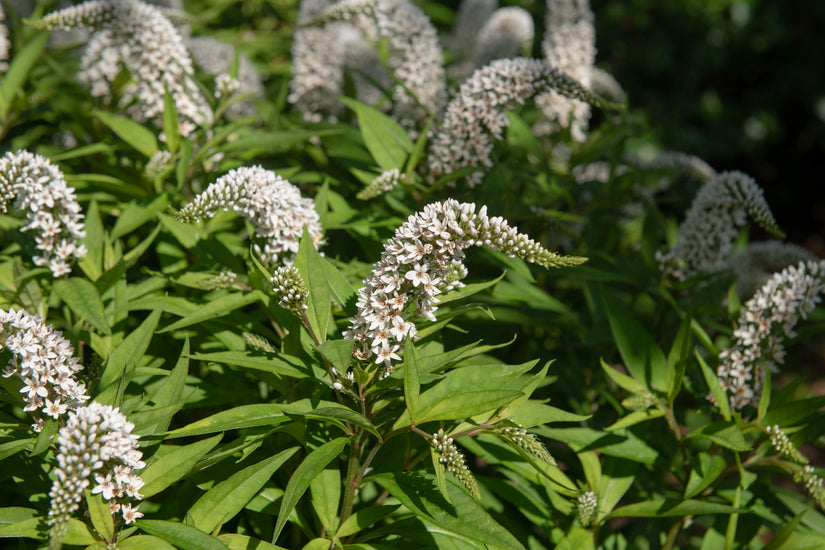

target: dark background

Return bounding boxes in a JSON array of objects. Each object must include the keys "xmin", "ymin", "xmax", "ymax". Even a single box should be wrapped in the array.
[{"xmin": 588, "ymin": 0, "xmax": 825, "ymax": 252}]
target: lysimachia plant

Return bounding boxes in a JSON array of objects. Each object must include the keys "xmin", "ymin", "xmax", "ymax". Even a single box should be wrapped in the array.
[{"xmin": 1, "ymin": 1, "xmax": 825, "ymax": 549}]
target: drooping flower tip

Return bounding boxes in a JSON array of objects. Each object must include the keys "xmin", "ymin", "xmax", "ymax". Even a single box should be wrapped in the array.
[
  {"xmin": 176, "ymin": 166, "xmax": 323, "ymax": 266},
  {"xmin": 717, "ymin": 260, "xmax": 825, "ymax": 409},
  {"xmin": 48, "ymin": 402, "xmax": 144, "ymax": 545},
  {"xmin": 38, "ymin": 0, "xmax": 211, "ymax": 138},
  {"xmin": 428, "ymin": 57, "xmax": 617, "ymax": 186},
  {"xmin": 431, "ymin": 428, "xmax": 480, "ymax": 498},
  {"xmin": 344, "ymin": 199, "xmax": 583, "ymax": 372},
  {"xmin": 658, "ymin": 171, "xmax": 783, "ymax": 280}
]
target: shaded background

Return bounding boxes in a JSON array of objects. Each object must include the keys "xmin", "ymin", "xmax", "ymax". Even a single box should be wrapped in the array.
[{"xmin": 588, "ymin": 0, "xmax": 825, "ymax": 251}]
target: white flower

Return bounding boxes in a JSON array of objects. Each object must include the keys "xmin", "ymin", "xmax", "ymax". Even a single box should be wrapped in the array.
[
  {"xmin": 121, "ymin": 503, "xmax": 143, "ymax": 524},
  {"xmin": 0, "ymin": 4, "xmax": 9, "ymax": 73},
  {"xmin": 343, "ymin": 199, "xmax": 586, "ymax": 377},
  {"xmin": 48, "ymin": 403, "xmax": 144, "ymax": 543},
  {"xmin": 175, "ymin": 166, "xmax": 323, "ymax": 266},
  {"xmin": 0, "ymin": 151, "xmax": 87, "ymax": 277},
  {"xmin": 534, "ymin": 0, "xmax": 596, "ymax": 141},
  {"xmin": 1, "ymin": 308, "xmax": 90, "ymax": 430},
  {"xmin": 427, "ymin": 58, "xmax": 615, "ymax": 187},
  {"xmin": 36, "ymin": 0, "xmax": 212, "ymax": 138},
  {"xmin": 449, "ymin": 7, "xmax": 535, "ymax": 82},
  {"xmin": 658, "ymin": 171, "xmax": 783, "ymax": 280},
  {"xmin": 310, "ymin": 0, "xmax": 446, "ymax": 132},
  {"xmin": 717, "ymin": 260, "xmax": 825, "ymax": 409}
]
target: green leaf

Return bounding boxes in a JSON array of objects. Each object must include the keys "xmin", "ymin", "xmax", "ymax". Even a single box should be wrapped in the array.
[
  {"xmin": 579, "ymin": 451, "xmax": 602, "ymax": 492},
  {"xmin": 438, "ymin": 272, "xmax": 506, "ymax": 305},
  {"xmin": 165, "ymin": 404, "xmax": 291, "ymax": 438},
  {"xmin": 697, "ymin": 351, "xmax": 731, "ymax": 421},
  {"xmin": 556, "ymin": 526, "xmax": 595, "ymax": 550},
  {"xmin": 140, "ymin": 338, "xmax": 190, "ymax": 434},
  {"xmin": 431, "ymin": 447, "xmax": 452, "ymax": 504},
  {"xmin": 762, "ymin": 511, "xmax": 806, "ymax": 550},
  {"xmin": 600, "ymin": 358, "xmax": 648, "ymax": 395},
  {"xmin": 0, "ymin": 438, "xmax": 33, "ymax": 460},
  {"xmin": 403, "ymin": 338, "xmax": 420, "ymax": 422},
  {"xmin": 667, "ymin": 313, "xmax": 693, "ymax": 401},
  {"xmin": 315, "ymin": 340, "xmax": 353, "ymax": 375},
  {"xmin": 188, "ymin": 448, "xmax": 298, "ymax": 534},
  {"xmin": 320, "ymin": 258, "xmax": 356, "ymax": 310},
  {"xmin": 85, "ymin": 490, "xmax": 114, "ymax": 543},
  {"xmin": 369, "ymin": 472, "xmax": 525, "ymax": 550},
  {"xmin": 159, "ymin": 291, "xmax": 263, "ymax": 333},
  {"xmin": 597, "ymin": 458, "xmax": 637, "ymax": 522},
  {"xmin": 78, "ymin": 200, "xmax": 104, "ymax": 281},
  {"xmin": 64, "ymin": 519, "xmax": 98, "ymax": 545},
  {"xmin": 217, "ymin": 534, "xmax": 286, "ymax": 550},
  {"xmin": 140, "ymin": 435, "xmax": 222, "ymax": 497},
  {"xmin": 686, "ymin": 421, "xmax": 752, "ymax": 452},
  {"xmin": 53, "ymin": 278, "xmax": 111, "ymax": 336},
  {"xmin": 605, "ymin": 408, "xmax": 665, "ymax": 431},
  {"xmin": 510, "ymin": 401, "xmax": 591, "ymax": 427},
  {"xmin": 117, "ymin": 535, "xmax": 178, "ymax": 550},
  {"xmin": 94, "ymin": 110, "xmax": 158, "ymax": 157},
  {"xmin": 684, "ymin": 453, "xmax": 727, "ymax": 499},
  {"xmin": 537, "ymin": 427, "xmax": 658, "ymax": 465},
  {"xmin": 601, "ymin": 289, "xmax": 670, "ymax": 393},
  {"xmin": 335, "ymin": 505, "xmax": 400, "ymax": 538},
  {"xmin": 294, "ymin": 228, "xmax": 332, "ymax": 343},
  {"xmin": 763, "ymin": 396, "xmax": 825, "ymax": 427},
  {"xmin": 97, "ymin": 306, "xmax": 162, "ymax": 395},
  {"xmin": 607, "ymin": 499, "xmax": 744, "ymax": 518},
  {"xmin": 410, "ymin": 390, "xmax": 523, "ymax": 427},
  {"xmin": 341, "ymin": 97, "xmax": 413, "ymax": 171},
  {"xmin": 273, "ymin": 437, "xmax": 350, "ymax": 543},
  {"xmin": 189, "ymin": 351, "xmax": 308, "ymax": 380},
  {"xmin": 0, "ymin": 32, "xmax": 49, "ymax": 119},
  {"xmin": 757, "ymin": 365, "xmax": 772, "ymax": 424},
  {"xmin": 136, "ymin": 520, "xmax": 229, "ymax": 550},
  {"xmin": 310, "ymin": 467, "xmax": 341, "ymax": 533},
  {"xmin": 163, "ymin": 89, "xmax": 180, "ymax": 155}
]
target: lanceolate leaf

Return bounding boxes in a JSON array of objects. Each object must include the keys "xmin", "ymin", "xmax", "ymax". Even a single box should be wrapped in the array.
[
  {"xmin": 187, "ymin": 448, "xmax": 298, "ymax": 534},
  {"xmin": 136, "ymin": 520, "xmax": 229, "ymax": 550},
  {"xmin": 370, "ymin": 472, "xmax": 525, "ymax": 550},
  {"xmin": 140, "ymin": 435, "xmax": 222, "ymax": 497},
  {"xmin": 53, "ymin": 277, "xmax": 111, "ymax": 335},
  {"xmin": 272, "ymin": 437, "xmax": 350, "ymax": 543}
]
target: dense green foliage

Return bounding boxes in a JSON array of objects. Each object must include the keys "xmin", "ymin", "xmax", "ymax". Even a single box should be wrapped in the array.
[{"xmin": 1, "ymin": 1, "xmax": 824, "ymax": 549}]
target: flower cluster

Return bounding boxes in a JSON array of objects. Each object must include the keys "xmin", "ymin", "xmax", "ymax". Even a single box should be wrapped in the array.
[
  {"xmin": 431, "ymin": 428, "xmax": 479, "ymax": 498},
  {"xmin": 311, "ymin": 0, "xmax": 447, "ymax": 131},
  {"xmin": 199, "ymin": 271, "xmax": 249, "ymax": 291},
  {"xmin": 766, "ymin": 425, "xmax": 808, "ymax": 465},
  {"xmin": 185, "ymin": 36, "xmax": 264, "ymax": 120},
  {"xmin": 0, "ymin": 309, "xmax": 90, "ymax": 432},
  {"xmin": 0, "ymin": 3, "xmax": 9, "ymax": 73},
  {"xmin": 174, "ymin": 166, "xmax": 324, "ymax": 266},
  {"xmin": 36, "ymin": 0, "xmax": 212, "ymax": 138},
  {"xmin": 0, "ymin": 150, "xmax": 87, "ymax": 277},
  {"xmin": 343, "ymin": 199, "xmax": 585, "ymax": 374},
  {"xmin": 717, "ymin": 260, "xmax": 825, "ymax": 409},
  {"xmin": 357, "ymin": 169, "xmax": 405, "ymax": 200},
  {"xmin": 495, "ymin": 421, "xmax": 556, "ymax": 465},
  {"xmin": 289, "ymin": 1, "xmax": 391, "ymax": 123},
  {"xmin": 725, "ymin": 240, "xmax": 817, "ymax": 299},
  {"xmin": 631, "ymin": 151, "xmax": 716, "ymax": 182},
  {"xmin": 427, "ymin": 57, "xmax": 616, "ymax": 187},
  {"xmin": 795, "ymin": 465, "xmax": 825, "ymax": 510},
  {"xmin": 535, "ymin": 0, "xmax": 596, "ymax": 141},
  {"xmin": 657, "ymin": 171, "xmax": 783, "ymax": 280},
  {"xmin": 270, "ymin": 265, "xmax": 310, "ymax": 313},
  {"xmin": 443, "ymin": 0, "xmax": 498, "ymax": 53},
  {"xmin": 577, "ymin": 490, "xmax": 598, "ymax": 526},
  {"xmin": 449, "ymin": 6, "xmax": 535, "ymax": 81},
  {"xmin": 47, "ymin": 402, "xmax": 145, "ymax": 545}
]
